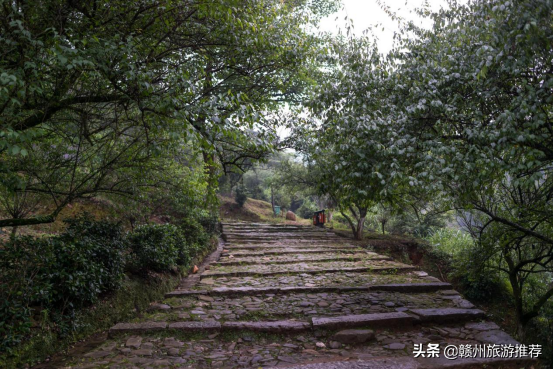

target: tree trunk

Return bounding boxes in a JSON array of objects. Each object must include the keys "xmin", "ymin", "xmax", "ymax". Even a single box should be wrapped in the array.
[
  {"xmin": 271, "ymin": 186, "xmax": 275, "ymax": 215},
  {"xmin": 342, "ymin": 206, "xmax": 367, "ymax": 240},
  {"xmin": 516, "ymin": 321, "xmax": 526, "ymax": 342},
  {"xmin": 10, "ymin": 225, "xmax": 18, "ymax": 240},
  {"xmin": 355, "ymin": 215, "xmax": 366, "ymax": 240},
  {"xmin": 340, "ymin": 210, "xmax": 357, "ymax": 237},
  {"xmin": 202, "ymin": 150, "xmax": 217, "ymax": 209}
]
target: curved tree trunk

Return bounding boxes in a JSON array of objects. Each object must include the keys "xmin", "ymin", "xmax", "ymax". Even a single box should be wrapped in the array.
[{"xmin": 342, "ymin": 206, "xmax": 367, "ymax": 240}]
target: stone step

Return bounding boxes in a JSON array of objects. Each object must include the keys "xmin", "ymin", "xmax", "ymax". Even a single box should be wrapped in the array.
[
  {"xmin": 223, "ymin": 229, "xmax": 329, "ymax": 234},
  {"xmin": 410, "ymin": 308, "xmax": 486, "ymax": 323},
  {"xmin": 192, "ymin": 271, "xmax": 439, "ymax": 291},
  {"xmin": 224, "ymin": 231, "xmax": 329, "ymax": 236},
  {"xmin": 222, "ymin": 248, "xmax": 361, "ymax": 256},
  {"xmin": 222, "ymin": 224, "xmax": 316, "ymax": 230},
  {"xmin": 79, "ymin": 222, "xmax": 530, "ymax": 369},
  {"xmin": 201, "ymin": 264, "xmax": 416, "ymax": 279},
  {"xmin": 223, "ymin": 230, "xmax": 328, "ymax": 235},
  {"xmin": 312, "ymin": 312, "xmax": 415, "ymax": 329},
  {"xmin": 165, "ymin": 282, "xmax": 452, "ymax": 297},
  {"xmin": 87, "ymin": 321, "xmax": 533, "ymax": 369},
  {"xmin": 224, "ymin": 236, "xmax": 343, "ymax": 242},
  {"xmin": 222, "ymin": 222, "xmax": 313, "ymax": 226},
  {"xmin": 110, "ymin": 319, "xmax": 310, "ymax": 337},
  {"xmin": 222, "ymin": 320, "xmax": 311, "ymax": 332},
  {"xmin": 215, "ymin": 255, "xmax": 392, "ymax": 266},
  {"xmin": 267, "ymin": 356, "xmax": 536, "ymax": 369},
  {"xmin": 224, "ymin": 244, "xmax": 358, "ymax": 250},
  {"xmin": 110, "ymin": 309, "xmax": 485, "ymax": 337},
  {"xmin": 225, "ymin": 237, "xmax": 345, "ymax": 241},
  {"xmin": 158, "ymin": 290, "xmax": 469, "ymax": 325}
]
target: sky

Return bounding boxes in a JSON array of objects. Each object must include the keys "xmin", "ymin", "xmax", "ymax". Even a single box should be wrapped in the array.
[{"xmin": 318, "ymin": 0, "xmax": 460, "ymax": 55}]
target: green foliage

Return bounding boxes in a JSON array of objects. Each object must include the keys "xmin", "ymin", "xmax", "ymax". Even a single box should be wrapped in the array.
[
  {"xmin": 128, "ymin": 224, "xmax": 182, "ymax": 273},
  {"xmin": 425, "ymin": 228, "xmax": 473, "ymax": 256},
  {"xmin": 175, "ymin": 215, "xmax": 213, "ymax": 266},
  {"xmin": 292, "ymin": 0, "xmax": 553, "ymax": 336},
  {"xmin": 62, "ymin": 215, "xmax": 127, "ymax": 291},
  {"xmin": 0, "ymin": 216, "xmax": 127, "ymax": 352},
  {"xmin": 234, "ymin": 185, "xmax": 249, "ymax": 208},
  {"xmin": 1, "ymin": 271, "xmax": 182, "ymax": 368},
  {"xmin": 297, "ymin": 199, "xmax": 318, "ymax": 219},
  {"xmin": 0, "ymin": 299, "xmax": 31, "ymax": 354},
  {"xmin": 0, "ymin": 0, "xmax": 337, "ymax": 228}
]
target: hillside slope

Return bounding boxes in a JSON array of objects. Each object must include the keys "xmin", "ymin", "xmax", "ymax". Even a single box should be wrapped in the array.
[{"xmin": 219, "ymin": 195, "xmax": 310, "ymax": 225}]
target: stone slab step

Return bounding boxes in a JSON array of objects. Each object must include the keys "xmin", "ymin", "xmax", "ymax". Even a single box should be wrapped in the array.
[
  {"xmin": 201, "ymin": 265, "xmax": 416, "ymax": 279},
  {"xmin": 215, "ymin": 255, "xmax": 392, "ymax": 266},
  {"xmin": 109, "ymin": 322, "xmax": 167, "ymax": 336},
  {"xmin": 410, "ymin": 308, "xmax": 486, "ymax": 323},
  {"xmin": 312, "ymin": 312, "xmax": 414, "ymax": 329},
  {"xmin": 222, "ymin": 225, "xmax": 317, "ymax": 230},
  {"xmin": 165, "ymin": 282, "xmax": 452, "ymax": 297},
  {"xmin": 168, "ymin": 321, "xmax": 221, "ymax": 331},
  {"xmin": 224, "ymin": 237, "xmax": 343, "ymax": 242},
  {"xmin": 224, "ymin": 238, "xmax": 343, "ymax": 242},
  {"xmin": 266, "ymin": 356, "xmax": 536, "ymax": 369},
  {"xmin": 223, "ymin": 230, "xmax": 333, "ymax": 235},
  {"xmin": 222, "ymin": 222, "xmax": 314, "ymax": 227},
  {"xmin": 222, "ymin": 248, "xmax": 361, "ymax": 256},
  {"xmin": 109, "ymin": 319, "xmax": 310, "ymax": 336},
  {"xmin": 267, "ymin": 357, "xmax": 419, "ymax": 369},
  {"xmin": 224, "ymin": 244, "xmax": 358, "ymax": 250},
  {"xmin": 111, "ymin": 310, "xmax": 484, "ymax": 336},
  {"xmin": 223, "ymin": 232, "xmax": 341, "ymax": 240},
  {"xmin": 222, "ymin": 320, "xmax": 310, "ymax": 332}
]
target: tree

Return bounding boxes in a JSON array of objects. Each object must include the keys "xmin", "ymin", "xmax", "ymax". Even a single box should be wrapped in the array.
[
  {"xmin": 299, "ymin": 0, "xmax": 553, "ymax": 336},
  {"xmin": 291, "ymin": 35, "xmax": 414, "ymax": 239},
  {"xmin": 0, "ymin": 0, "xmax": 338, "ymax": 227},
  {"xmin": 383, "ymin": 0, "xmax": 553, "ymax": 338}
]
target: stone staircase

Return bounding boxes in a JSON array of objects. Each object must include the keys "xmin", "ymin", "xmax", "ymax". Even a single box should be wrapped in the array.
[{"xmin": 71, "ymin": 222, "xmax": 536, "ymax": 368}]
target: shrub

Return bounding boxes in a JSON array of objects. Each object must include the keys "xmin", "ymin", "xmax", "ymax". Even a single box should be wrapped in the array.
[
  {"xmin": 174, "ymin": 214, "xmax": 214, "ymax": 264},
  {"xmin": 62, "ymin": 215, "xmax": 127, "ymax": 291},
  {"xmin": 424, "ymin": 228, "xmax": 473, "ymax": 256},
  {"xmin": 128, "ymin": 224, "xmax": 181, "ymax": 272},
  {"xmin": 0, "ymin": 294, "xmax": 32, "ymax": 353},
  {"xmin": 0, "ymin": 216, "xmax": 127, "ymax": 351},
  {"xmin": 297, "ymin": 200, "xmax": 318, "ymax": 219},
  {"xmin": 424, "ymin": 227, "xmax": 505, "ymax": 301},
  {"xmin": 196, "ymin": 210, "xmax": 219, "ymax": 236},
  {"xmin": 234, "ymin": 184, "xmax": 248, "ymax": 208},
  {"xmin": 390, "ymin": 211, "xmax": 449, "ymax": 237}
]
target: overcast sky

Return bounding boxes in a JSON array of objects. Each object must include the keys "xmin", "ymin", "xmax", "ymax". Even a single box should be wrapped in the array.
[{"xmin": 318, "ymin": 0, "xmax": 463, "ymax": 55}]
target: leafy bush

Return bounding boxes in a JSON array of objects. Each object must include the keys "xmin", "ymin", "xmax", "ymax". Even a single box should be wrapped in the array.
[
  {"xmin": 0, "ymin": 216, "xmax": 127, "ymax": 351},
  {"xmin": 175, "ymin": 214, "xmax": 216, "ymax": 264},
  {"xmin": 390, "ymin": 212, "xmax": 449, "ymax": 237},
  {"xmin": 234, "ymin": 184, "xmax": 248, "ymax": 208},
  {"xmin": 424, "ymin": 227, "xmax": 505, "ymax": 301},
  {"xmin": 297, "ymin": 200, "xmax": 318, "ymax": 219},
  {"xmin": 62, "ymin": 215, "xmax": 127, "ymax": 291},
  {"xmin": 425, "ymin": 228, "xmax": 473, "ymax": 256},
  {"xmin": 128, "ymin": 224, "xmax": 181, "ymax": 272},
  {"xmin": 0, "ymin": 296, "xmax": 32, "ymax": 353},
  {"xmin": 194, "ymin": 210, "xmax": 219, "ymax": 238}
]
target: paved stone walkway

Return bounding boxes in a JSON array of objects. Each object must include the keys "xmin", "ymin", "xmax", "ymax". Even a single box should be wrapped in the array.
[{"xmin": 71, "ymin": 223, "xmax": 535, "ymax": 368}]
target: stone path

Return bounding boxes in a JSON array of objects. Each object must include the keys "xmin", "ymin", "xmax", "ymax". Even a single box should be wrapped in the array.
[{"xmin": 71, "ymin": 223, "xmax": 535, "ymax": 368}]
